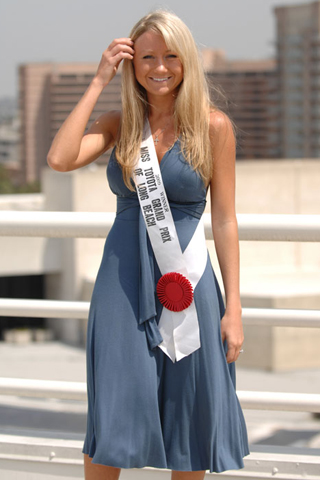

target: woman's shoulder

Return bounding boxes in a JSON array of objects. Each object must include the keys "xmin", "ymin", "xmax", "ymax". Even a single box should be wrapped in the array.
[
  {"xmin": 208, "ymin": 109, "xmax": 236, "ymax": 159},
  {"xmin": 209, "ymin": 109, "xmax": 234, "ymax": 135},
  {"xmin": 92, "ymin": 110, "xmax": 122, "ymax": 145},
  {"xmin": 209, "ymin": 109, "xmax": 235, "ymax": 145}
]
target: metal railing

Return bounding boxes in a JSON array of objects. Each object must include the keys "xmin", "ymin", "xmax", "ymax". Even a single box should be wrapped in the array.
[{"xmin": 1, "ymin": 211, "xmax": 320, "ymax": 479}]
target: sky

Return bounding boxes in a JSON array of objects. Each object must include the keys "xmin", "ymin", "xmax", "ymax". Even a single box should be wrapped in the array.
[{"xmin": 0, "ymin": 0, "xmax": 313, "ymax": 98}]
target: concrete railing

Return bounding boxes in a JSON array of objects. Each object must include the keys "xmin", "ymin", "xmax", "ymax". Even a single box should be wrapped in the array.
[
  {"xmin": 1, "ymin": 211, "xmax": 320, "ymax": 479},
  {"xmin": 1, "ymin": 298, "xmax": 320, "ymax": 327},
  {"xmin": 0, "ymin": 377, "xmax": 320, "ymax": 413},
  {"xmin": 0, "ymin": 211, "xmax": 320, "ymax": 241}
]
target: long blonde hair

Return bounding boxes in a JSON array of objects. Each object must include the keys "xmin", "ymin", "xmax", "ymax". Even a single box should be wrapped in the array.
[{"xmin": 116, "ymin": 10, "xmax": 215, "ymax": 189}]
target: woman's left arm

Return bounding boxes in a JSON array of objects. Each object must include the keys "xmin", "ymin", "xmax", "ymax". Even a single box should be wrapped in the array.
[{"xmin": 209, "ymin": 110, "xmax": 244, "ymax": 364}]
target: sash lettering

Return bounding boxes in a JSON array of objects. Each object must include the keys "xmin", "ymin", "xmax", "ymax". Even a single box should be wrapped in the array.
[{"xmin": 133, "ymin": 121, "xmax": 207, "ymax": 362}]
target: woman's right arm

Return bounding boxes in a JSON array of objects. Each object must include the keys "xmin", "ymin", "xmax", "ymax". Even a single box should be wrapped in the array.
[{"xmin": 47, "ymin": 38, "xmax": 134, "ymax": 172}]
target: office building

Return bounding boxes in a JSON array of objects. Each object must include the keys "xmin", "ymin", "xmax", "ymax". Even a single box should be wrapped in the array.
[
  {"xmin": 206, "ymin": 56, "xmax": 280, "ymax": 159},
  {"xmin": 19, "ymin": 57, "xmax": 279, "ymax": 183},
  {"xmin": 18, "ymin": 1, "xmax": 320, "ymax": 183},
  {"xmin": 19, "ymin": 63, "xmax": 121, "ymax": 184},
  {"xmin": 274, "ymin": 1, "xmax": 320, "ymax": 157}
]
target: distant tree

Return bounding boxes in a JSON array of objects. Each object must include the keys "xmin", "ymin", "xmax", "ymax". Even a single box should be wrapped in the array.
[
  {"xmin": 0, "ymin": 165, "xmax": 40, "ymax": 194},
  {"xmin": 0, "ymin": 165, "xmax": 14, "ymax": 194},
  {"xmin": 16, "ymin": 181, "xmax": 40, "ymax": 194}
]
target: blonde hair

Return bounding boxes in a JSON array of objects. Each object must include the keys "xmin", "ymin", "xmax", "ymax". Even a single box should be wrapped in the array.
[{"xmin": 116, "ymin": 10, "xmax": 216, "ymax": 189}]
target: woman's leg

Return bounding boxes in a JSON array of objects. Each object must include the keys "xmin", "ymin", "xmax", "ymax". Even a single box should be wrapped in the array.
[
  {"xmin": 171, "ymin": 470, "xmax": 206, "ymax": 480},
  {"xmin": 84, "ymin": 454, "xmax": 121, "ymax": 480}
]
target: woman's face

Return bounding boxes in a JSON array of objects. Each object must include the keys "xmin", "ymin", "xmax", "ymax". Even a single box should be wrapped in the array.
[{"xmin": 133, "ymin": 30, "xmax": 183, "ymax": 99}]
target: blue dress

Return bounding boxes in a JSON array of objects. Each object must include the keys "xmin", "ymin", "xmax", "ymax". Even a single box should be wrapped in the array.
[{"xmin": 82, "ymin": 140, "xmax": 250, "ymax": 473}]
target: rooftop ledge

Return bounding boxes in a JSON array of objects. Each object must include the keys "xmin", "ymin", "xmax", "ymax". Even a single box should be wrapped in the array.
[{"xmin": 1, "ymin": 433, "xmax": 320, "ymax": 479}]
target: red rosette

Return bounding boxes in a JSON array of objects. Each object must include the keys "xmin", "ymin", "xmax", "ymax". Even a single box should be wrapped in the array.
[{"xmin": 156, "ymin": 272, "xmax": 194, "ymax": 312}]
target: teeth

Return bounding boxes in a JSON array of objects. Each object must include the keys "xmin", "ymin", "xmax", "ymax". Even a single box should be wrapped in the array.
[{"xmin": 152, "ymin": 78, "xmax": 169, "ymax": 82}]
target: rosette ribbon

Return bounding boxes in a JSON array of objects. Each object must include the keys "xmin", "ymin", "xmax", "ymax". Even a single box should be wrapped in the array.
[{"xmin": 133, "ymin": 121, "xmax": 208, "ymax": 362}]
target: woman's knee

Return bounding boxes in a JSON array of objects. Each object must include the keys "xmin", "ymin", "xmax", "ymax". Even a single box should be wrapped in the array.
[
  {"xmin": 171, "ymin": 470, "xmax": 206, "ymax": 480},
  {"xmin": 84, "ymin": 454, "xmax": 121, "ymax": 480}
]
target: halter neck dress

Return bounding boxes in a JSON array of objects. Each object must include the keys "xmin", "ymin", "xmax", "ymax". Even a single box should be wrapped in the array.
[{"xmin": 82, "ymin": 139, "xmax": 250, "ymax": 473}]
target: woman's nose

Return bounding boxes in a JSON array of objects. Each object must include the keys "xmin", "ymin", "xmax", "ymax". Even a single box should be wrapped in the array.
[{"xmin": 154, "ymin": 58, "xmax": 167, "ymax": 70}]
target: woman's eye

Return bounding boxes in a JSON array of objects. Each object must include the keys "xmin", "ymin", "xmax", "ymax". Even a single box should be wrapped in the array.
[
  {"xmin": 167, "ymin": 54, "xmax": 178, "ymax": 58},
  {"xmin": 142, "ymin": 55, "xmax": 153, "ymax": 59}
]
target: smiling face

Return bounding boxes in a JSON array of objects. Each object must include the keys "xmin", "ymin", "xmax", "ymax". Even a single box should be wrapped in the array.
[{"xmin": 133, "ymin": 30, "xmax": 183, "ymax": 100}]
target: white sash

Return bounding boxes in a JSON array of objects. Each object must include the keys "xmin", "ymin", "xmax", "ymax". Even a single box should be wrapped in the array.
[{"xmin": 133, "ymin": 121, "xmax": 207, "ymax": 362}]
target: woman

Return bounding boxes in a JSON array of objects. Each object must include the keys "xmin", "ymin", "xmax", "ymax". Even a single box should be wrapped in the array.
[{"xmin": 48, "ymin": 10, "xmax": 250, "ymax": 480}]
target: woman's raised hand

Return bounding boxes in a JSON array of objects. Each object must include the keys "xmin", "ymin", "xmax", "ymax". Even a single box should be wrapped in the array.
[
  {"xmin": 94, "ymin": 38, "xmax": 134, "ymax": 87},
  {"xmin": 47, "ymin": 38, "xmax": 133, "ymax": 172}
]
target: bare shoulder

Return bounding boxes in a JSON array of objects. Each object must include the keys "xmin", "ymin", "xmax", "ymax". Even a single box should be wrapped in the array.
[
  {"xmin": 86, "ymin": 110, "xmax": 121, "ymax": 145},
  {"xmin": 209, "ymin": 109, "xmax": 235, "ymax": 157},
  {"xmin": 209, "ymin": 110, "xmax": 234, "ymax": 139}
]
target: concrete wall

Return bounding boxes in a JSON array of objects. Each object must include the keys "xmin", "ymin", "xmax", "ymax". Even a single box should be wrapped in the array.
[
  {"xmin": 0, "ymin": 194, "xmax": 62, "ymax": 277},
  {"xmin": 236, "ymin": 159, "xmax": 320, "ymax": 274},
  {"xmin": 43, "ymin": 166, "xmax": 116, "ymax": 344},
  {"xmin": 235, "ymin": 160, "xmax": 320, "ymax": 370}
]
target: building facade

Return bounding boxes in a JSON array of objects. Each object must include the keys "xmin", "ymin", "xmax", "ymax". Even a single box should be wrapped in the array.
[
  {"xmin": 274, "ymin": 1, "xmax": 320, "ymax": 158},
  {"xmin": 17, "ymin": 1, "xmax": 320, "ymax": 183},
  {"xmin": 19, "ymin": 63, "xmax": 121, "ymax": 184},
  {"xmin": 19, "ymin": 57, "xmax": 280, "ymax": 183},
  {"xmin": 207, "ymin": 58, "xmax": 280, "ymax": 159}
]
